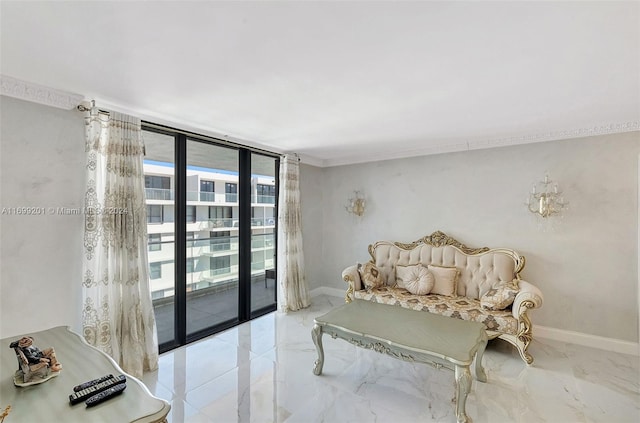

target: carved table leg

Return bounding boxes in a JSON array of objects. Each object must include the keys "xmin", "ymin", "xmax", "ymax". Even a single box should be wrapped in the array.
[
  {"xmin": 454, "ymin": 365, "xmax": 472, "ymax": 423},
  {"xmin": 311, "ymin": 324, "xmax": 324, "ymax": 376},
  {"xmin": 474, "ymin": 332, "xmax": 488, "ymax": 383}
]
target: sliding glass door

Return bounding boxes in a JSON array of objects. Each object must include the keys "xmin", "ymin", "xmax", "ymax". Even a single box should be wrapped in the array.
[
  {"xmin": 250, "ymin": 154, "xmax": 278, "ymax": 314},
  {"xmin": 143, "ymin": 129, "xmax": 176, "ymax": 347},
  {"xmin": 142, "ymin": 126, "xmax": 278, "ymax": 352},
  {"xmin": 185, "ymin": 139, "xmax": 240, "ymax": 337}
]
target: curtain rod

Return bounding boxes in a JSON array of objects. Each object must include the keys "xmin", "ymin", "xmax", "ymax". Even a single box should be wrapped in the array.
[
  {"xmin": 77, "ymin": 100, "xmax": 281, "ymax": 160},
  {"xmin": 76, "ymin": 99, "xmax": 109, "ymax": 115},
  {"xmin": 282, "ymin": 153, "xmax": 300, "ymax": 161}
]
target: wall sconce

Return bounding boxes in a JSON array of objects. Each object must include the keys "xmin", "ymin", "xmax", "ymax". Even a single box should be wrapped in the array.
[
  {"xmin": 525, "ymin": 173, "xmax": 568, "ymax": 218},
  {"xmin": 346, "ymin": 190, "xmax": 365, "ymax": 217}
]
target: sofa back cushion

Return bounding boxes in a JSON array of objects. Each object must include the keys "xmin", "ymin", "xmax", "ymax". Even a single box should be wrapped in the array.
[{"xmin": 370, "ymin": 241, "xmax": 522, "ymax": 300}]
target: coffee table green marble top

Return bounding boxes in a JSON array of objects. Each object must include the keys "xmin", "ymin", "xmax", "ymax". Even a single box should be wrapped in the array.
[
  {"xmin": 314, "ymin": 299, "xmax": 486, "ymax": 365},
  {"xmin": 312, "ymin": 300, "xmax": 488, "ymax": 423}
]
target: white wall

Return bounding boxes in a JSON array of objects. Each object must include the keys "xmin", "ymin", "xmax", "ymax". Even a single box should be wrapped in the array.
[
  {"xmin": 301, "ymin": 132, "xmax": 640, "ymax": 343},
  {"xmin": 1, "ymin": 93, "xmax": 638, "ymax": 345},
  {"xmin": 0, "ymin": 96, "xmax": 85, "ymax": 338}
]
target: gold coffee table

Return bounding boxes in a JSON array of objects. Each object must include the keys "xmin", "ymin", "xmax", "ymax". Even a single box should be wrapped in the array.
[{"xmin": 312, "ymin": 300, "xmax": 487, "ymax": 423}]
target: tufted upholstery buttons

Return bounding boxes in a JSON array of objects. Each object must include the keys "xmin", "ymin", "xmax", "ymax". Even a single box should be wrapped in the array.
[{"xmin": 371, "ymin": 242, "xmax": 517, "ymax": 299}]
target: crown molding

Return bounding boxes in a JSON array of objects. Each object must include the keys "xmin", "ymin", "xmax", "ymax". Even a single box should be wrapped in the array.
[
  {"xmin": 321, "ymin": 121, "xmax": 640, "ymax": 167},
  {"xmin": 1, "ymin": 75, "xmax": 83, "ymax": 110},
  {"xmin": 320, "ymin": 142, "xmax": 468, "ymax": 168},
  {"xmin": 467, "ymin": 121, "xmax": 640, "ymax": 151},
  {"xmin": 2, "ymin": 74, "xmax": 637, "ymax": 168},
  {"xmin": 296, "ymin": 153, "xmax": 325, "ymax": 167}
]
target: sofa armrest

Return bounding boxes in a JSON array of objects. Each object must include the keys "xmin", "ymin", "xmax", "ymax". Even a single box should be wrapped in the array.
[
  {"xmin": 512, "ymin": 280, "xmax": 543, "ymax": 319},
  {"xmin": 342, "ymin": 264, "xmax": 362, "ymax": 303}
]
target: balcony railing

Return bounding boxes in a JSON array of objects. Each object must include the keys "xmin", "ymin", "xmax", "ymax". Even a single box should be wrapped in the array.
[
  {"xmin": 145, "ymin": 188, "xmax": 173, "ymax": 200},
  {"xmin": 200, "ymin": 191, "xmax": 215, "ymax": 202},
  {"xmin": 252, "ymin": 259, "xmax": 275, "ymax": 271},
  {"xmin": 203, "ymin": 263, "xmax": 273, "ymax": 277},
  {"xmin": 207, "ymin": 267, "xmax": 234, "ymax": 277},
  {"xmin": 251, "ymin": 235, "xmax": 274, "ymax": 249},
  {"xmin": 183, "ymin": 233, "xmax": 274, "ymax": 257},
  {"xmin": 193, "ymin": 192, "xmax": 239, "ymax": 203},
  {"xmin": 201, "ymin": 218, "xmax": 234, "ymax": 229},
  {"xmin": 199, "ymin": 218, "xmax": 274, "ymax": 229},
  {"xmin": 149, "ymin": 227, "xmax": 276, "ymax": 300},
  {"xmin": 253, "ymin": 195, "xmax": 275, "ymax": 204},
  {"xmin": 249, "ymin": 218, "xmax": 276, "ymax": 227},
  {"xmin": 149, "ymin": 190, "xmax": 275, "ymax": 205},
  {"xmin": 208, "ymin": 242, "xmax": 232, "ymax": 252}
]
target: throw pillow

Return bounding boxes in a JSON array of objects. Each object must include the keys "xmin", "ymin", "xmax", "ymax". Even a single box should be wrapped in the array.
[
  {"xmin": 481, "ymin": 280, "xmax": 519, "ymax": 310},
  {"xmin": 427, "ymin": 265, "xmax": 459, "ymax": 297},
  {"xmin": 358, "ymin": 262, "xmax": 384, "ymax": 290},
  {"xmin": 395, "ymin": 264, "xmax": 434, "ymax": 295}
]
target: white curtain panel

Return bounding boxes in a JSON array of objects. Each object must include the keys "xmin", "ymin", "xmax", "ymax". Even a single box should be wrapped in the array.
[
  {"xmin": 277, "ymin": 154, "xmax": 311, "ymax": 312},
  {"xmin": 81, "ymin": 109, "xmax": 158, "ymax": 378}
]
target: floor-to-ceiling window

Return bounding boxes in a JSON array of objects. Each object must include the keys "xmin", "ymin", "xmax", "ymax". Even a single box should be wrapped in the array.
[
  {"xmin": 251, "ymin": 154, "xmax": 278, "ymax": 312},
  {"xmin": 142, "ymin": 125, "xmax": 278, "ymax": 353}
]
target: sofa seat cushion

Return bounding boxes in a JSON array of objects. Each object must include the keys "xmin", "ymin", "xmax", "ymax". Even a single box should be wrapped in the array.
[{"xmin": 353, "ymin": 286, "xmax": 518, "ymax": 335}]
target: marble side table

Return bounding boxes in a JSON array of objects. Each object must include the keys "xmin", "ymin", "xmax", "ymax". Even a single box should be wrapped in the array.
[{"xmin": 1, "ymin": 326, "xmax": 169, "ymax": 422}]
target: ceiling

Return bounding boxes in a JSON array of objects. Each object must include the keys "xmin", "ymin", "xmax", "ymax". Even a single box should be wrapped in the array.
[{"xmin": 1, "ymin": 1, "xmax": 638, "ymax": 167}]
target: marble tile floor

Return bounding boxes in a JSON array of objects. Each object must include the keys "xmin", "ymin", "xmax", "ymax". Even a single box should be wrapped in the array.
[{"xmin": 141, "ymin": 295, "xmax": 640, "ymax": 423}]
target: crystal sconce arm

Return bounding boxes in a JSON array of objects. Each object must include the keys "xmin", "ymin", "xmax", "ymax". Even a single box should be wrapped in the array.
[
  {"xmin": 346, "ymin": 190, "xmax": 365, "ymax": 217},
  {"xmin": 525, "ymin": 174, "xmax": 568, "ymax": 218}
]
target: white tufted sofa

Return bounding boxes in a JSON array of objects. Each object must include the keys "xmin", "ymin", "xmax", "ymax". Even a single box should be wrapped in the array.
[{"xmin": 341, "ymin": 231, "xmax": 544, "ymax": 365}]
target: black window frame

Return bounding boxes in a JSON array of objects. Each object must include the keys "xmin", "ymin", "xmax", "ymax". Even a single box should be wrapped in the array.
[
  {"xmin": 145, "ymin": 175, "xmax": 170, "ymax": 189},
  {"xmin": 256, "ymin": 183, "xmax": 276, "ymax": 203},
  {"xmin": 142, "ymin": 122, "xmax": 279, "ymax": 354},
  {"xmin": 209, "ymin": 255, "xmax": 231, "ymax": 273},
  {"xmin": 200, "ymin": 180, "xmax": 215, "ymax": 192},
  {"xmin": 186, "ymin": 257, "xmax": 195, "ymax": 273},
  {"xmin": 225, "ymin": 182, "xmax": 237, "ymax": 203},
  {"xmin": 209, "ymin": 206, "xmax": 232, "ymax": 219},
  {"xmin": 209, "ymin": 230, "xmax": 231, "ymax": 251},
  {"xmin": 147, "ymin": 205, "xmax": 163, "ymax": 224},
  {"xmin": 150, "ymin": 262, "xmax": 162, "ymax": 279},
  {"xmin": 148, "ymin": 233, "xmax": 162, "ymax": 251},
  {"xmin": 186, "ymin": 205, "xmax": 196, "ymax": 223}
]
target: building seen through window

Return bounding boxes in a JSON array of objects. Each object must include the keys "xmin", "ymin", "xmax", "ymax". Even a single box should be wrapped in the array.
[
  {"xmin": 142, "ymin": 127, "xmax": 278, "ymax": 350},
  {"xmin": 144, "ymin": 163, "xmax": 276, "ymax": 298}
]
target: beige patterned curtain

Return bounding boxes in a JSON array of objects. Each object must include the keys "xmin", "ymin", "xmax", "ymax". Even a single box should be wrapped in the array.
[
  {"xmin": 82, "ymin": 108, "xmax": 158, "ymax": 378},
  {"xmin": 277, "ymin": 154, "xmax": 310, "ymax": 312}
]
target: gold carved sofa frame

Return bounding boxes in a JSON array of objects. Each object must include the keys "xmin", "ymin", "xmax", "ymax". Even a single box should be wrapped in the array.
[{"xmin": 342, "ymin": 231, "xmax": 544, "ymax": 365}]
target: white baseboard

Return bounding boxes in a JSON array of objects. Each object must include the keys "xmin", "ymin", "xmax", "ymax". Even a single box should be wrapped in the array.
[
  {"xmin": 535, "ymin": 325, "xmax": 639, "ymax": 356},
  {"xmin": 310, "ymin": 286, "xmax": 345, "ymax": 299},
  {"xmin": 309, "ymin": 285, "xmax": 640, "ymax": 357}
]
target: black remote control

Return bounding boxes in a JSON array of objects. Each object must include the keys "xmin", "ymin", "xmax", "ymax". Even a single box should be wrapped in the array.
[
  {"xmin": 73, "ymin": 374, "xmax": 114, "ymax": 392},
  {"xmin": 85, "ymin": 382, "xmax": 126, "ymax": 407},
  {"xmin": 69, "ymin": 375, "xmax": 126, "ymax": 405}
]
